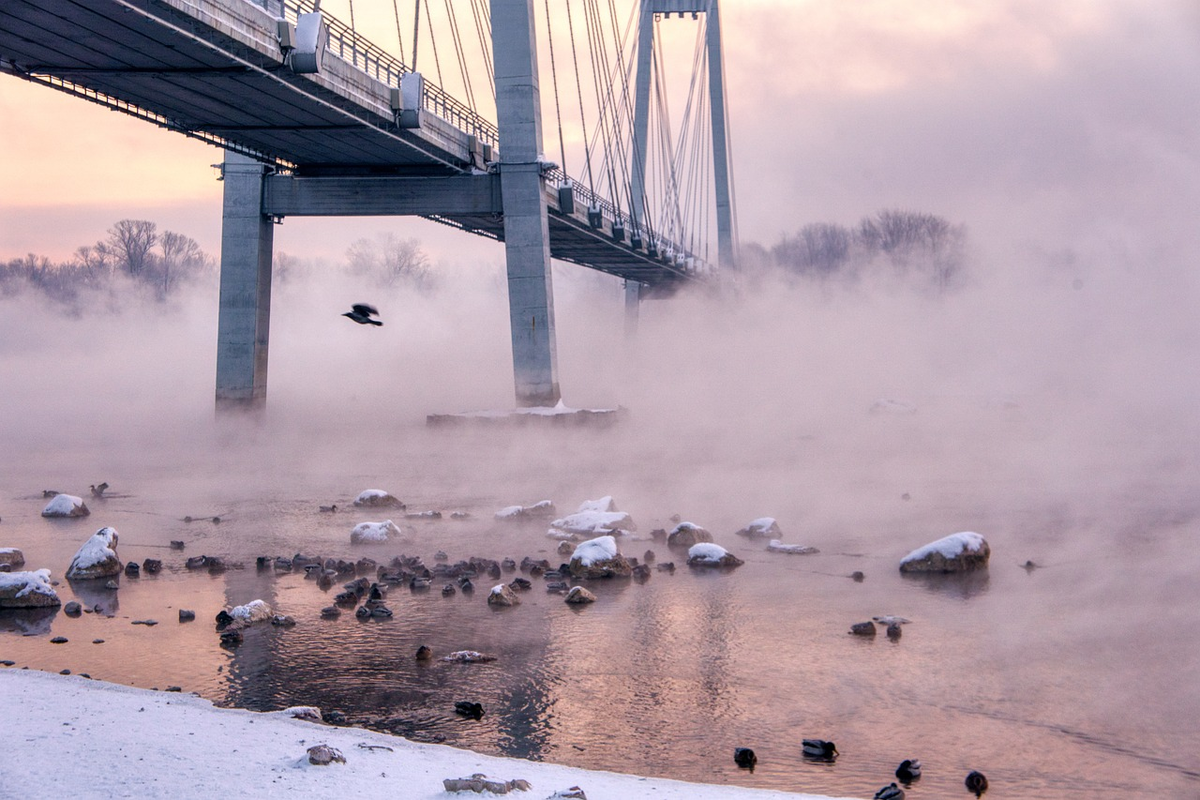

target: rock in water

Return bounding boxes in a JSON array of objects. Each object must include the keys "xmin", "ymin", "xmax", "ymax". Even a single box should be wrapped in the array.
[
  {"xmin": 899, "ymin": 532, "xmax": 990, "ymax": 573},
  {"xmin": 41, "ymin": 494, "xmax": 89, "ymax": 518},
  {"xmin": 766, "ymin": 539, "xmax": 819, "ymax": 555},
  {"xmin": 564, "ymin": 586, "xmax": 596, "ymax": 604},
  {"xmin": 440, "ymin": 650, "xmax": 496, "ymax": 663},
  {"xmin": 686, "ymin": 543, "xmax": 744, "ymax": 569},
  {"xmin": 0, "ymin": 569, "xmax": 62, "ymax": 608},
  {"xmin": 0, "ymin": 548, "xmax": 25, "ymax": 571},
  {"xmin": 350, "ymin": 520, "xmax": 401, "ymax": 544},
  {"xmin": 547, "ymin": 496, "xmax": 636, "ymax": 539},
  {"xmin": 735, "ymin": 517, "xmax": 781, "ymax": 539},
  {"xmin": 66, "ymin": 527, "xmax": 122, "ymax": 579},
  {"xmin": 568, "ymin": 536, "xmax": 632, "ymax": 579},
  {"xmin": 487, "ymin": 583, "xmax": 521, "ymax": 607},
  {"xmin": 454, "ymin": 700, "xmax": 485, "ymax": 719},
  {"xmin": 494, "ymin": 500, "xmax": 556, "ymax": 521},
  {"xmin": 666, "ymin": 522, "xmax": 713, "ymax": 548},
  {"xmin": 352, "ymin": 490, "xmax": 404, "ymax": 509},
  {"xmin": 850, "ymin": 621, "xmax": 877, "ymax": 636}
]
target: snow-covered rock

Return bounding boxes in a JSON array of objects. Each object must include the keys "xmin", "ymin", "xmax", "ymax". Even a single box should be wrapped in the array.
[
  {"xmin": 0, "ymin": 547, "xmax": 25, "ymax": 571},
  {"xmin": 564, "ymin": 586, "xmax": 596, "ymax": 604},
  {"xmin": 766, "ymin": 540, "xmax": 819, "ymax": 555},
  {"xmin": 440, "ymin": 650, "xmax": 496, "ymax": 663},
  {"xmin": 350, "ymin": 520, "xmax": 400, "ymax": 544},
  {"xmin": 494, "ymin": 500, "xmax": 556, "ymax": 521},
  {"xmin": 568, "ymin": 535, "xmax": 632, "ymax": 579},
  {"xmin": 66, "ymin": 527, "xmax": 122, "ymax": 579},
  {"xmin": 443, "ymin": 775, "xmax": 532, "ymax": 794},
  {"xmin": 229, "ymin": 599, "xmax": 273, "ymax": 626},
  {"xmin": 487, "ymin": 583, "xmax": 520, "ymax": 607},
  {"xmin": 666, "ymin": 522, "xmax": 713, "ymax": 548},
  {"xmin": 735, "ymin": 518, "xmax": 781, "ymax": 539},
  {"xmin": 548, "ymin": 497, "xmax": 636, "ymax": 540},
  {"xmin": 0, "ymin": 569, "xmax": 61, "ymax": 608},
  {"xmin": 687, "ymin": 543, "xmax": 744, "ymax": 569},
  {"xmin": 353, "ymin": 490, "xmax": 404, "ymax": 509},
  {"xmin": 41, "ymin": 494, "xmax": 89, "ymax": 518},
  {"xmin": 899, "ymin": 532, "xmax": 990, "ymax": 573}
]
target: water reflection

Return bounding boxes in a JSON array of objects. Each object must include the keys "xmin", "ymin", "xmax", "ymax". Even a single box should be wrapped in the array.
[
  {"xmin": 901, "ymin": 570, "xmax": 991, "ymax": 599},
  {"xmin": 66, "ymin": 577, "xmax": 120, "ymax": 615},
  {"xmin": 0, "ymin": 606, "xmax": 59, "ymax": 635},
  {"xmin": 4, "ymin": 467, "xmax": 1200, "ymax": 800}
]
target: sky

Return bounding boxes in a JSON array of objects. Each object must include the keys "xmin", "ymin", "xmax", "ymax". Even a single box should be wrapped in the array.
[{"xmin": 3, "ymin": 0, "xmax": 1198, "ymax": 266}]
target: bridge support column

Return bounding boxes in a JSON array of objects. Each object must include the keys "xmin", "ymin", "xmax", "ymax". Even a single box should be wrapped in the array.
[
  {"xmin": 491, "ymin": 0, "xmax": 560, "ymax": 407},
  {"xmin": 624, "ymin": 280, "xmax": 640, "ymax": 341},
  {"xmin": 215, "ymin": 152, "xmax": 274, "ymax": 412}
]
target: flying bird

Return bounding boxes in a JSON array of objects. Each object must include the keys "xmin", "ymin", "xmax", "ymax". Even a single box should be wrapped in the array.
[{"xmin": 342, "ymin": 303, "xmax": 382, "ymax": 326}]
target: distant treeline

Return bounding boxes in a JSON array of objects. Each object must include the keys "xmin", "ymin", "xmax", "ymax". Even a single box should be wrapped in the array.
[
  {"xmin": 0, "ymin": 219, "xmax": 213, "ymax": 304},
  {"xmin": 746, "ymin": 209, "xmax": 967, "ymax": 289}
]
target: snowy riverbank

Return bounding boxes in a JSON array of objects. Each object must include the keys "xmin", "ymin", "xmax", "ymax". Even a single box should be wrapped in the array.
[{"xmin": 1, "ymin": 668, "xmax": 850, "ymax": 800}]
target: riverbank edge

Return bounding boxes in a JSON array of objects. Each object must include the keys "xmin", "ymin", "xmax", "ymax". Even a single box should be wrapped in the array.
[{"xmin": 1, "ymin": 668, "xmax": 851, "ymax": 799}]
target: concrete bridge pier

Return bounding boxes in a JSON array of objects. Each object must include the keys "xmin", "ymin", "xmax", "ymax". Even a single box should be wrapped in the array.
[
  {"xmin": 215, "ymin": 152, "xmax": 274, "ymax": 412},
  {"xmin": 624, "ymin": 280, "xmax": 640, "ymax": 340},
  {"xmin": 491, "ymin": 0, "xmax": 561, "ymax": 408}
]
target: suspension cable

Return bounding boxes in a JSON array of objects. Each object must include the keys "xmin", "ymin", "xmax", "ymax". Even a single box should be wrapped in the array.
[
  {"xmin": 543, "ymin": 0, "xmax": 568, "ymax": 174},
  {"xmin": 411, "ymin": 0, "xmax": 421, "ymax": 71},
  {"xmin": 424, "ymin": 0, "xmax": 445, "ymax": 88},
  {"xmin": 469, "ymin": 0, "xmax": 494, "ymax": 108},
  {"xmin": 443, "ymin": 0, "xmax": 476, "ymax": 111},
  {"xmin": 391, "ymin": 0, "xmax": 407, "ymax": 65},
  {"xmin": 564, "ymin": 0, "xmax": 596, "ymax": 194}
]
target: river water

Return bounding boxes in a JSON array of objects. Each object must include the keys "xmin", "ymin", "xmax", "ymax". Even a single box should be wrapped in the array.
[{"xmin": 3, "ymin": 406, "xmax": 1199, "ymax": 800}]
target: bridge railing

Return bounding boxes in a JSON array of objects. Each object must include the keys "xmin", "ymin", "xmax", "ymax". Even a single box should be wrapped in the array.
[
  {"xmin": 254, "ymin": 0, "xmax": 499, "ymax": 147},
  {"xmin": 248, "ymin": 0, "xmax": 711, "ymax": 277},
  {"xmin": 543, "ymin": 165, "xmax": 713, "ymax": 277}
]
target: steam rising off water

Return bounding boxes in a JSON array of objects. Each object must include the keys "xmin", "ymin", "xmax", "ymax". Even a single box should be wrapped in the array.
[{"xmin": 2, "ymin": 239, "xmax": 1200, "ymax": 798}]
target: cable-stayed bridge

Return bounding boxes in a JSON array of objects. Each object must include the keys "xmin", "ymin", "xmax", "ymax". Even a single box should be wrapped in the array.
[{"xmin": 1, "ymin": 0, "xmax": 737, "ymax": 408}]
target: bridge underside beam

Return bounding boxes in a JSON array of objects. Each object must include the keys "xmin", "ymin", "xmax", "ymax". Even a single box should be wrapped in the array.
[{"xmin": 263, "ymin": 174, "xmax": 502, "ymax": 217}]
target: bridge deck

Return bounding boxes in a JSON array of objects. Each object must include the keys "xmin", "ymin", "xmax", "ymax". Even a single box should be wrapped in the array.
[{"xmin": 1, "ymin": 0, "xmax": 712, "ymax": 286}]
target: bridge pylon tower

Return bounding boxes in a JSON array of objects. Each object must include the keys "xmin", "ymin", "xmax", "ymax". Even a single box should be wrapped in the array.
[{"xmin": 626, "ymin": 0, "xmax": 738, "ymax": 316}]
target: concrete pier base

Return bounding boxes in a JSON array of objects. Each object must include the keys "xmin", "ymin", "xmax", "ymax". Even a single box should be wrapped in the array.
[{"xmin": 215, "ymin": 152, "xmax": 274, "ymax": 412}]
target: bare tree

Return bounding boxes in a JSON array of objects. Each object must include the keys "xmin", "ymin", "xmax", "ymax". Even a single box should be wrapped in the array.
[
  {"xmin": 774, "ymin": 222, "xmax": 853, "ymax": 276},
  {"xmin": 108, "ymin": 219, "xmax": 159, "ymax": 277},
  {"xmin": 345, "ymin": 233, "xmax": 432, "ymax": 290},
  {"xmin": 156, "ymin": 230, "xmax": 209, "ymax": 295}
]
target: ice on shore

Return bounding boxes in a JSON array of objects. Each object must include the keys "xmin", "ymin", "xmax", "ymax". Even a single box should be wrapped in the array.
[{"xmin": 2, "ymin": 669, "xmax": 843, "ymax": 799}]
